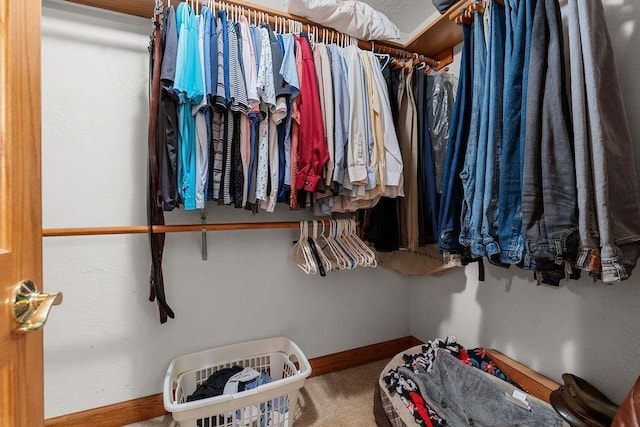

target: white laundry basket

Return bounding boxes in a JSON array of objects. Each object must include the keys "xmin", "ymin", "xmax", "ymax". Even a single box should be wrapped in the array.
[{"xmin": 163, "ymin": 337, "xmax": 312, "ymax": 427}]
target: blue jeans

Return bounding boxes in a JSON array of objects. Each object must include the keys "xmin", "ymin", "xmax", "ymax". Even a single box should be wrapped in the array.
[
  {"xmin": 437, "ymin": 22, "xmax": 472, "ymax": 254},
  {"xmin": 497, "ymin": 0, "xmax": 531, "ymax": 264},
  {"xmin": 472, "ymin": 0, "xmax": 506, "ymax": 260},
  {"xmin": 459, "ymin": 11, "xmax": 486, "ymax": 247}
]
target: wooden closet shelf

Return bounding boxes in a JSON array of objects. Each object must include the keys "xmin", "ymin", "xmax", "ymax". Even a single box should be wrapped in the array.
[
  {"xmin": 64, "ymin": 0, "xmax": 444, "ymax": 66},
  {"xmin": 405, "ymin": 0, "xmax": 469, "ymax": 60}
]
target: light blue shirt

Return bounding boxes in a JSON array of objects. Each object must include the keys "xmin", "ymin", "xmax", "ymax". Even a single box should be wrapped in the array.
[
  {"xmin": 279, "ymin": 34, "xmax": 299, "ymax": 99},
  {"xmin": 174, "ymin": 4, "xmax": 204, "ymax": 210},
  {"xmin": 328, "ymin": 44, "xmax": 350, "ymax": 187}
]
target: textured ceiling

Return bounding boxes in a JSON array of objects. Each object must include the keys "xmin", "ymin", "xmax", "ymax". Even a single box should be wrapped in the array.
[
  {"xmin": 249, "ymin": 0, "xmax": 438, "ymax": 41},
  {"xmin": 360, "ymin": 0, "xmax": 437, "ymax": 34}
]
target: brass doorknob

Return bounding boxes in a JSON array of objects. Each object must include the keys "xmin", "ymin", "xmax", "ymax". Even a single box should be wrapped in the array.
[{"xmin": 12, "ymin": 280, "xmax": 63, "ymax": 332}]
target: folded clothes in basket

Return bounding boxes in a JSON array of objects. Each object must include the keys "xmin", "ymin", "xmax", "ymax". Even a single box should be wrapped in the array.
[
  {"xmin": 188, "ymin": 366, "xmax": 244, "ymax": 402},
  {"xmin": 190, "ymin": 367, "xmax": 288, "ymax": 427},
  {"xmin": 234, "ymin": 372, "xmax": 290, "ymax": 427}
]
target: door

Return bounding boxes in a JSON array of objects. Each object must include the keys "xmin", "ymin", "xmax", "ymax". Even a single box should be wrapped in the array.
[{"xmin": 0, "ymin": 0, "xmax": 44, "ymax": 425}]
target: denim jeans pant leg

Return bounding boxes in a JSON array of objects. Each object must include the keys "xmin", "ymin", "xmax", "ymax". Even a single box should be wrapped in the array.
[
  {"xmin": 479, "ymin": 0, "xmax": 506, "ymax": 261},
  {"xmin": 577, "ymin": 0, "xmax": 640, "ymax": 282},
  {"xmin": 497, "ymin": 0, "xmax": 528, "ymax": 265},
  {"xmin": 459, "ymin": 11, "xmax": 486, "ymax": 247},
  {"xmin": 438, "ymin": 23, "xmax": 473, "ymax": 254},
  {"xmin": 468, "ymin": 47, "xmax": 491, "ymax": 257},
  {"xmin": 523, "ymin": 0, "xmax": 578, "ymax": 269},
  {"xmin": 566, "ymin": 0, "xmax": 599, "ymax": 272}
]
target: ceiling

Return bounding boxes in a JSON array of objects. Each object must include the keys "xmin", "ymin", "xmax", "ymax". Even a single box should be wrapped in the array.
[{"xmin": 248, "ymin": 0, "xmax": 439, "ymax": 42}]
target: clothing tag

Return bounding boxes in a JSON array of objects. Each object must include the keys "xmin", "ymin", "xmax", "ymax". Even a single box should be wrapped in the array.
[
  {"xmin": 512, "ymin": 390, "xmax": 528, "ymax": 402},
  {"xmin": 505, "ymin": 391, "xmax": 531, "ymax": 411},
  {"xmin": 564, "ymin": 261, "xmax": 572, "ymax": 282}
]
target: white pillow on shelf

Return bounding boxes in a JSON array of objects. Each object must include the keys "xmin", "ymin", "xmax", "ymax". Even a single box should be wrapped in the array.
[{"xmin": 284, "ymin": 0, "xmax": 401, "ymax": 41}]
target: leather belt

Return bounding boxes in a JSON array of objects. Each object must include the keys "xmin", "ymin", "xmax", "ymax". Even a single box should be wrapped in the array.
[{"xmin": 148, "ymin": 7, "xmax": 175, "ymax": 323}]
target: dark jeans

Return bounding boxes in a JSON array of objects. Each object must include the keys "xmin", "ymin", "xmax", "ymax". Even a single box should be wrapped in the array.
[
  {"xmin": 459, "ymin": 11, "xmax": 486, "ymax": 247},
  {"xmin": 438, "ymin": 22, "xmax": 472, "ymax": 255},
  {"xmin": 497, "ymin": 0, "xmax": 532, "ymax": 265},
  {"xmin": 522, "ymin": 0, "xmax": 578, "ymax": 270}
]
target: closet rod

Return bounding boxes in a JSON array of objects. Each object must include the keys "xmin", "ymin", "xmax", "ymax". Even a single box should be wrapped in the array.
[
  {"xmin": 64, "ymin": 0, "xmax": 439, "ymax": 67},
  {"xmin": 450, "ymin": 0, "xmax": 503, "ymax": 24},
  {"xmin": 41, "ymin": 221, "xmax": 347, "ymax": 237}
]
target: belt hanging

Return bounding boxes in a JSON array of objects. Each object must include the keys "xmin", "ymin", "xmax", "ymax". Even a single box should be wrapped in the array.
[{"xmin": 148, "ymin": 6, "xmax": 175, "ymax": 323}]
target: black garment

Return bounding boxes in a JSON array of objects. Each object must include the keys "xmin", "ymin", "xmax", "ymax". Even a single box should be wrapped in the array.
[
  {"xmin": 364, "ymin": 65, "xmax": 402, "ymax": 252},
  {"xmin": 186, "ymin": 366, "xmax": 244, "ymax": 402},
  {"xmin": 381, "ymin": 63, "xmax": 400, "ymax": 133},
  {"xmin": 263, "ymin": 23, "xmax": 290, "ymax": 98},
  {"xmin": 364, "ymin": 198, "xmax": 401, "ymax": 252},
  {"xmin": 158, "ymin": 6, "xmax": 179, "ymax": 211},
  {"xmin": 414, "ymin": 68, "xmax": 427, "ymax": 247},
  {"xmin": 232, "ymin": 112, "xmax": 244, "ymax": 208}
]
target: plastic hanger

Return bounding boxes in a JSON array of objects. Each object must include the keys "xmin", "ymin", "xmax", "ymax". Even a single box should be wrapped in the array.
[
  {"xmin": 302, "ymin": 221, "xmax": 318, "ymax": 274},
  {"xmin": 290, "ymin": 222, "xmax": 317, "ymax": 274},
  {"xmin": 308, "ymin": 221, "xmax": 330, "ymax": 276},
  {"xmin": 325, "ymin": 220, "xmax": 351, "ymax": 270},
  {"xmin": 347, "ymin": 219, "xmax": 377, "ymax": 267},
  {"xmin": 333, "ymin": 220, "xmax": 356, "ymax": 269},
  {"xmin": 343, "ymin": 220, "xmax": 364, "ymax": 267},
  {"xmin": 317, "ymin": 221, "xmax": 338, "ymax": 272}
]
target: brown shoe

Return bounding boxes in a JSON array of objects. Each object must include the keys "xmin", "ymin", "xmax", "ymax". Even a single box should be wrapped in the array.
[{"xmin": 563, "ymin": 373, "xmax": 619, "ymax": 422}]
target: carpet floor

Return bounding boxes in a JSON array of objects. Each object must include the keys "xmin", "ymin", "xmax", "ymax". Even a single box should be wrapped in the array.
[{"xmin": 127, "ymin": 358, "xmax": 389, "ymax": 426}]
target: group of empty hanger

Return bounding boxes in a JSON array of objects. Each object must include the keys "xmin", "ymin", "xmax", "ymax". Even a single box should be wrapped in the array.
[{"xmin": 290, "ymin": 219, "xmax": 377, "ymax": 276}]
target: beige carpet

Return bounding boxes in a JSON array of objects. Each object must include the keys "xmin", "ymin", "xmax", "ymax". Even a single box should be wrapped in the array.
[{"xmin": 127, "ymin": 358, "xmax": 389, "ymax": 426}]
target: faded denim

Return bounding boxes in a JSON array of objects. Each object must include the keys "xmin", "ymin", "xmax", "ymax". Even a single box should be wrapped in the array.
[
  {"xmin": 471, "ymin": 0, "xmax": 506, "ymax": 260},
  {"xmin": 497, "ymin": 0, "xmax": 533, "ymax": 265},
  {"xmin": 574, "ymin": 0, "xmax": 640, "ymax": 282},
  {"xmin": 459, "ymin": 11, "xmax": 486, "ymax": 247},
  {"xmin": 438, "ymin": 23, "xmax": 472, "ymax": 254},
  {"xmin": 522, "ymin": 0, "xmax": 578, "ymax": 269},
  {"xmin": 566, "ymin": 0, "xmax": 598, "ymax": 274}
]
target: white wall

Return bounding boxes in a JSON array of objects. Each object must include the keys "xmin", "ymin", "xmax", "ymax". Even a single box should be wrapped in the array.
[
  {"xmin": 410, "ymin": 0, "xmax": 640, "ymax": 405},
  {"xmin": 41, "ymin": 1, "xmax": 409, "ymax": 418}
]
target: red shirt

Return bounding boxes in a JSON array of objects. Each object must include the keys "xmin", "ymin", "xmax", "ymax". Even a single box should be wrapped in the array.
[{"xmin": 294, "ymin": 34, "xmax": 329, "ymax": 193}]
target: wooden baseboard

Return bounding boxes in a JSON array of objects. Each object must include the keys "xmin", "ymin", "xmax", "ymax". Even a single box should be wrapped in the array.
[
  {"xmin": 44, "ymin": 393, "xmax": 165, "ymax": 427},
  {"xmin": 307, "ymin": 335, "xmax": 423, "ymax": 378},
  {"xmin": 44, "ymin": 335, "xmax": 423, "ymax": 427}
]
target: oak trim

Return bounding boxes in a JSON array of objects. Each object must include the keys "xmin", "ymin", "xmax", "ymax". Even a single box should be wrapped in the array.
[
  {"xmin": 44, "ymin": 394, "xmax": 165, "ymax": 427},
  {"xmin": 487, "ymin": 348, "xmax": 560, "ymax": 403},
  {"xmin": 44, "ymin": 336, "xmax": 423, "ymax": 426},
  {"xmin": 308, "ymin": 335, "xmax": 424, "ymax": 378}
]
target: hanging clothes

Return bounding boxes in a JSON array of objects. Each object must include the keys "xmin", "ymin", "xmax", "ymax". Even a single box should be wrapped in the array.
[
  {"xmin": 437, "ymin": 22, "xmax": 472, "ymax": 258},
  {"xmin": 569, "ymin": 0, "xmax": 640, "ymax": 283},
  {"xmin": 459, "ymin": 10, "xmax": 486, "ymax": 249},
  {"xmin": 158, "ymin": 5, "xmax": 179, "ymax": 212},
  {"xmin": 174, "ymin": 2, "xmax": 204, "ymax": 211},
  {"xmin": 496, "ymin": 0, "xmax": 534, "ymax": 266},
  {"xmin": 522, "ymin": 0, "xmax": 578, "ymax": 285}
]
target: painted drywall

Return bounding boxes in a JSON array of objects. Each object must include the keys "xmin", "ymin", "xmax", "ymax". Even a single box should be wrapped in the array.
[
  {"xmin": 410, "ymin": 0, "xmax": 640, "ymax": 405},
  {"xmin": 41, "ymin": 1, "xmax": 409, "ymax": 418}
]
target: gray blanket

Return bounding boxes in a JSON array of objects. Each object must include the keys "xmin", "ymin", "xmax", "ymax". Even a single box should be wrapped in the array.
[{"xmin": 398, "ymin": 351, "xmax": 563, "ymax": 427}]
